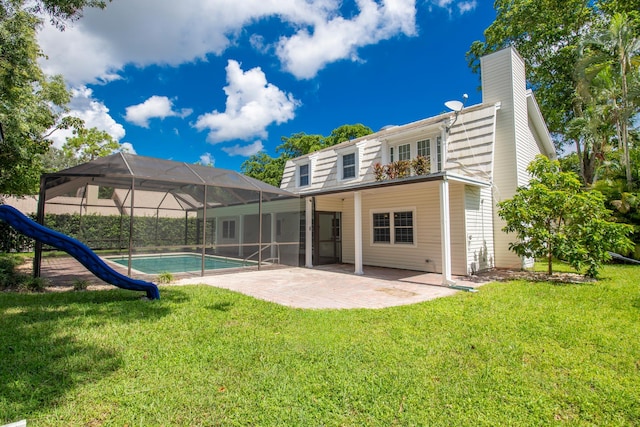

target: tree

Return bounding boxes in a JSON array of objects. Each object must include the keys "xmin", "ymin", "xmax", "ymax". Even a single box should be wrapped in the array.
[
  {"xmin": 577, "ymin": 12, "xmax": 640, "ymax": 188},
  {"xmin": 62, "ymin": 127, "xmax": 120, "ymax": 162},
  {"xmin": 0, "ymin": 1, "xmax": 110, "ymax": 197},
  {"xmin": 240, "ymin": 152, "xmax": 286, "ymax": 188},
  {"xmin": 467, "ymin": 0, "xmax": 639, "ymax": 187},
  {"xmin": 498, "ymin": 156, "xmax": 633, "ymax": 277},
  {"xmin": 324, "ymin": 123, "xmax": 373, "ymax": 146}
]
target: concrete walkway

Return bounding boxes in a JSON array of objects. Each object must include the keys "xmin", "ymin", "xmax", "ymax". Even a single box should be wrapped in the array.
[
  {"xmin": 40, "ymin": 257, "xmax": 487, "ymax": 309},
  {"xmin": 175, "ymin": 264, "xmax": 485, "ymax": 309}
]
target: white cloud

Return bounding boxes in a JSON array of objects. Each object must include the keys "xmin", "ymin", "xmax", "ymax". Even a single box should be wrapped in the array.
[
  {"xmin": 119, "ymin": 142, "xmax": 137, "ymax": 154},
  {"xmin": 198, "ymin": 152, "xmax": 215, "ymax": 166},
  {"xmin": 125, "ymin": 96, "xmax": 192, "ymax": 128},
  {"xmin": 48, "ymin": 87, "xmax": 126, "ymax": 149},
  {"xmin": 222, "ymin": 141, "xmax": 264, "ymax": 157},
  {"xmin": 457, "ymin": 1, "xmax": 477, "ymax": 14},
  {"xmin": 428, "ymin": 0, "xmax": 476, "ymax": 16},
  {"xmin": 194, "ymin": 60, "xmax": 299, "ymax": 143},
  {"xmin": 276, "ymin": 0, "xmax": 417, "ymax": 79},
  {"xmin": 37, "ymin": 0, "xmax": 419, "ymax": 84}
]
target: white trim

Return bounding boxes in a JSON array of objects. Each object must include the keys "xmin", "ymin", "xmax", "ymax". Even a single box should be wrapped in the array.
[
  {"xmin": 305, "ymin": 197, "xmax": 313, "ymax": 268},
  {"xmin": 337, "ymin": 147, "xmax": 359, "ymax": 182},
  {"xmin": 440, "ymin": 179, "xmax": 455, "ymax": 285},
  {"xmin": 354, "ymin": 191, "xmax": 363, "ymax": 275}
]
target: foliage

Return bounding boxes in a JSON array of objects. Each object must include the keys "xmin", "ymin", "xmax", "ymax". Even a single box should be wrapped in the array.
[
  {"xmin": 0, "ymin": 213, "xmax": 201, "ymax": 252},
  {"xmin": 468, "ymin": 1, "xmax": 640, "ymax": 187},
  {"xmin": 373, "ymin": 156, "xmax": 431, "ymax": 181},
  {"xmin": 241, "ymin": 124, "xmax": 373, "ymax": 186},
  {"xmin": 62, "ymin": 127, "xmax": 121, "ymax": 162},
  {"xmin": 72, "ymin": 278, "xmax": 89, "ymax": 291},
  {"xmin": 498, "ymin": 156, "xmax": 633, "ymax": 277},
  {"xmin": 156, "ymin": 272, "xmax": 174, "ymax": 284},
  {"xmin": 0, "ymin": 1, "xmax": 112, "ymax": 197},
  {"xmin": 1, "ymin": 267, "xmax": 640, "ymax": 424},
  {"xmin": 576, "ymin": 11, "xmax": 640, "ymax": 188},
  {"xmin": 0, "ymin": 253, "xmax": 45, "ymax": 291},
  {"xmin": 240, "ymin": 152, "xmax": 287, "ymax": 187},
  {"xmin": 410, "ymin": 155, "xmax": 430, "ymax": 176}
]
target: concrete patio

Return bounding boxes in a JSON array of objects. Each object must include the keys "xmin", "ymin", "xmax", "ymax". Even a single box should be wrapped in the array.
[{"xmin": 40, "ymin": 257, "xmax": 487, "ymax": 309}]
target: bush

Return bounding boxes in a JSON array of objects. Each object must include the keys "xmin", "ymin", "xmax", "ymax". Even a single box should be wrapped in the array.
[{"xmin": 157, "ymin": 272, "xmax": 174, "ymax": 284}]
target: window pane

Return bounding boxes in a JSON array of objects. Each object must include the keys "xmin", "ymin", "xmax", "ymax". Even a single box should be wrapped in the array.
[
  {"xmin": 372, "ymin": 213, "xmax": 390, "ymax": 243},
  {"xmin": 436, "ymin": 136, "xmax": 442, "ymax": 171},
  {"xmin": 417, "ymin": 139, "xmax": 430, "ymax": 158},
  {"xmin": 394, "ymin": 211, "xmax": 413, "ymax": 244},
  {"xmin": 343, "ymin": 153, "xmax": 356, "ymax": 179},
  {"xmin": 299, "ymin": 164, "xmax": 309, "ymax": 186},
  {"xmin": 398, "ymin": 143, "xmax": 411, "ymax": 161}
]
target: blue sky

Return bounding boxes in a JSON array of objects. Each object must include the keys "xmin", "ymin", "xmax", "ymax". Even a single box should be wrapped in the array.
[{"xmin": 37, "ymin": 0, "xmax": 496, "ymax": 172}]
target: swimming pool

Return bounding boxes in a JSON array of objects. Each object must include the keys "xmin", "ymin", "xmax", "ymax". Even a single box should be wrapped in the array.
[{"xmin": 107, "ymin": 253, "xmax": 253, "ymax": 274}]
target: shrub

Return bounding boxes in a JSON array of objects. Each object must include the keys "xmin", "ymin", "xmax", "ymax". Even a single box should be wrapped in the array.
[
  {"xmin": 157, "ymin": 272, "xmax": 174, "ymax": 284},
  {"xmin": 73, "ymin": 279, "xmax": 89, "ymax": 291}
]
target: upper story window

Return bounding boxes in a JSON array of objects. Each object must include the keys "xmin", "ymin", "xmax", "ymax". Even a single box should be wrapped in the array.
[
  {"xmin": 417, "ymin": 139, "xmax": 430, "ymax": 158},
  {"xmin": 342, "ymin": 152, "xmax": 356, "ymax": 179},
  {"xmin": 398, "ymin": 143, "xmax": 411, "ymax": 161},
  {"xmin": 299, "ymin": 163, "xmax": 309, "ymax": 187},
  {"xmin": 390, "ymin": 143, "xmax": 411, "ymax": 162}
]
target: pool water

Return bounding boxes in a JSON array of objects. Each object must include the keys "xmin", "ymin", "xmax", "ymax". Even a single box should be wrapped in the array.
[{"xmin": 108, "ymin": 254, "xmax": 251, "ymax": 274}]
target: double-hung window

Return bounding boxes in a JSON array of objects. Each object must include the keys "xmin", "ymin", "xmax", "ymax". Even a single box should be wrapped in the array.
[
  {"xmin": 417, "ymin": 139, "xmax": 430, "ymax": 158},
  {"xmin": 371, "ymin": 209, "xmax": 415, "ymax": 245},
  {"xmin": 299, "ymin": 163, "xmax": 309, "ymax": 187},
  {"xmin": 342, "ymin": 152, "xmax": 356, "ymax": 179}
]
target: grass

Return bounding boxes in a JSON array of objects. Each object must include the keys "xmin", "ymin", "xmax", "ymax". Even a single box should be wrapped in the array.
[{"xmin": 1, "ymin": 264, "xmax": 639, "ymax": 425}]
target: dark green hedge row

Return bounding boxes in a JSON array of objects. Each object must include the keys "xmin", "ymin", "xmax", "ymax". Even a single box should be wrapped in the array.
[{"xmin": 1, "ymin": 213, "xmax": 207, "ymax": 253}]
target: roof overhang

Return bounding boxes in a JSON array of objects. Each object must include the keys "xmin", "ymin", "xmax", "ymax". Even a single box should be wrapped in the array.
[{"xmin": 295, "ymin": 171, "xmax": 491, "ymax": 198}]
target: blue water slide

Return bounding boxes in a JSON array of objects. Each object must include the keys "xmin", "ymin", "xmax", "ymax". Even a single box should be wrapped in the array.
[{"xmin": 0, "ymin": 205, "xmax": 160, "ymax": 300}]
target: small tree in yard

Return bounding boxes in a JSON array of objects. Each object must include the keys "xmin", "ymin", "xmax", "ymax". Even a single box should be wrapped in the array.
[{"xmin": 498, "ymin": 155, "xmax": 633, "ymax": 278}]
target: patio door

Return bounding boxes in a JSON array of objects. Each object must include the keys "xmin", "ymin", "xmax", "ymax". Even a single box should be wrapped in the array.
[{"xmin": 314, "ymin": 211, "xmax": 341, "ymax": 265}]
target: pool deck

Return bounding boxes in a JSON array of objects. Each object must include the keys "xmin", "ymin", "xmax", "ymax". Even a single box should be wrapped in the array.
[{"xmin": 40, "ymin": 257, "xmax": 489, "ymax": 309}]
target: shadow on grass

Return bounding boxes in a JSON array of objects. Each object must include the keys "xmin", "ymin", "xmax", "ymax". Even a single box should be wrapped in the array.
[{"xmin": 0, "ymin": 288, "xmax": 189, "ymax": 422}]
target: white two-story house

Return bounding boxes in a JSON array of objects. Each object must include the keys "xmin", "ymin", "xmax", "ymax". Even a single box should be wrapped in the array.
[{"xmin": 279, "ymin": 47, "xmax": 555, "ymax": 282}]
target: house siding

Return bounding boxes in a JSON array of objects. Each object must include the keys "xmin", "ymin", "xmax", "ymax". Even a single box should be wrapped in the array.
[
  {"xmin": 334, "ymin": 182, "xmax": 468, "ymax": 275},
  {"xmin": 465, "ymin": 186, "xmax": 495, "ymax": 274},
  {"xmin": 481, "ymin": 47, "xmax": 532, "ymax": 269}
]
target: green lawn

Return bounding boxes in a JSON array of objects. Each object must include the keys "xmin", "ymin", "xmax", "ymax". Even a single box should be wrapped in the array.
[{"xmin": 1, "ymin": 265, "xmax": 639, "ymax": 426}]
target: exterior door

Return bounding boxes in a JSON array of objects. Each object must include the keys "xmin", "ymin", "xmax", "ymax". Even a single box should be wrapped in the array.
[{"xmin": 314, "ymin": 211, "xmax": 341, "ymax": 265}]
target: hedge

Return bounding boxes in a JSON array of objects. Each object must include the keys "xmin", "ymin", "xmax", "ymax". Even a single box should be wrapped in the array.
[{"xmin": 0, "ymin": 213, "xmax": 206, "ymax": 253}]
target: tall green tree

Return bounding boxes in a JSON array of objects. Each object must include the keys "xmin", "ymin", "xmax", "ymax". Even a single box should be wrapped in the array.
[
  {"xmin": 577, "ymin": 12, "xmax": 640, "ymax": 188},
  {"xmin": 498, "ymin": 156, "xmax": 633, "ymax": 277},
  {"xmin": 467, "ymin": 0, "xmax": 639, "ymax": 187},
  {"xmin": 0, "ymin": 0, "xmax": 110, "ymax": 197},
  {"xmin": 62, "ymin": 127, "xmax": 120, "ymax": 162}
]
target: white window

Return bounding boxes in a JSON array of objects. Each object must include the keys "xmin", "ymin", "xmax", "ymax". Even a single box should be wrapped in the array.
[
  {"xmin": 299, "ymin": 163, "xmax": 309, "ymax": 187},
  {"xmin": 371, "ymin": 209, "xmax": 416, "ymax": 245},
  {"xmin": 398, "ymin": 143, "xmax": 411, "ymax": 161},
  {"xmin": 342, "ymin": 152, "xmax": 356, "ymax": 179},
  {"xmin": 417, "ymin": 139, "xmax": 430, "ymax": 158}
]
